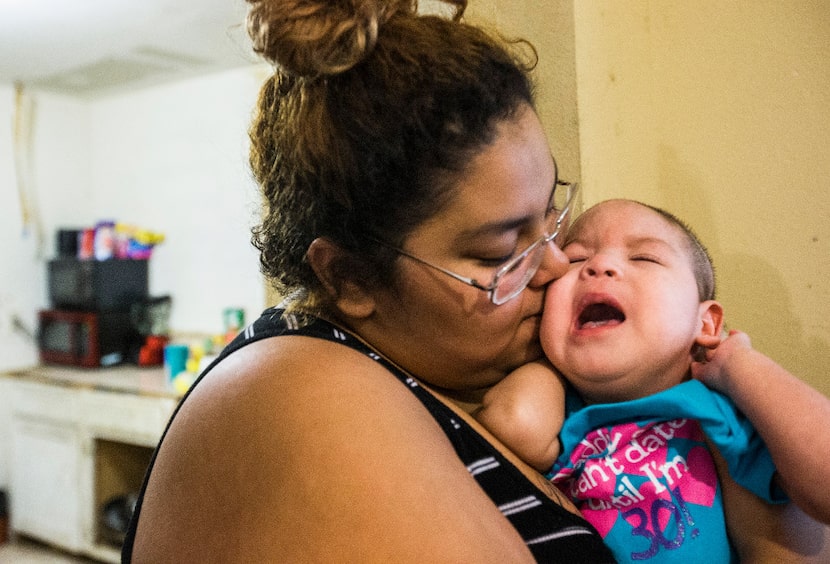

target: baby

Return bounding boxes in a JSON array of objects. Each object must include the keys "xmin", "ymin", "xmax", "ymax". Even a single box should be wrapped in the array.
[{"xmin": 475, "ymin": 199, "xmax": 830, "ymax": 562}]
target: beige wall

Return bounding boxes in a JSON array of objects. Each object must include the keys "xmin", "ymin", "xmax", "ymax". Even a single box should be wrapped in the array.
[
  {"xmin": 467, "ymin": 0, "xmax": 582, "ymax": 184},
  {"xmin": 472, "ymin": 1, "xmax": 830, "ymax": 396}
]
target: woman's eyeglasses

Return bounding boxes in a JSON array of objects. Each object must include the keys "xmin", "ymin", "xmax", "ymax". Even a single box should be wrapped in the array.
[{"xmin": 377, "ymin": 180, "xmax": 578, "ymax": 305}]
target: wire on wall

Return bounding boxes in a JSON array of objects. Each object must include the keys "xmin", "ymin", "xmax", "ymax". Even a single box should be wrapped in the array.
[{"xmin": 12, "ymin": 82, "xmax": 44, "ymax": 257}]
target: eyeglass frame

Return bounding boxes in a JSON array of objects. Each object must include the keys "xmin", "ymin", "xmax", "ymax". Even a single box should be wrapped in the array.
[{"xmin": 373, "ymin": 178, "xmax": 579, "ymax": 305}]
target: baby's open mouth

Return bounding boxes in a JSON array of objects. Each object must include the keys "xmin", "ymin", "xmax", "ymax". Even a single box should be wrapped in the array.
[{"xmin": 577, "ymin": 302, "xmax": 626, "ymax": 329}]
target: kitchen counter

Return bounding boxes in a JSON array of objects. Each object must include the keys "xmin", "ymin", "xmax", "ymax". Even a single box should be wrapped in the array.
[
  {"xmin": 2, "ymin": 364, "xmax": 181, "ymax": 562},
  {"xmin": 2, "ymin": 364, "xmax": 182, "ymax": 399}
]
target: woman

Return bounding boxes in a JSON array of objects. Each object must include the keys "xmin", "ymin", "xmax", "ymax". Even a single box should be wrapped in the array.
[{"xmin": 124, "ymin": 0, "xmax": 614, "ymax": 561}]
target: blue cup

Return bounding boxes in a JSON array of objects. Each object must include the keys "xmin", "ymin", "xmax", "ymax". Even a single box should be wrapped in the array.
[{"xmin": 163, "ymin": 344, "xmax": 189, "ymax": 382}]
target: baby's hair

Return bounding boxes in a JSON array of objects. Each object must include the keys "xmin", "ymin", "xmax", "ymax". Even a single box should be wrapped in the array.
[
  {"xmin": 565, "ymin": 200, "xmax": 716, "ymax": 302},
  {"xmin": 640, "ymin": 204, "xmax": 716, "ymax": 302}
]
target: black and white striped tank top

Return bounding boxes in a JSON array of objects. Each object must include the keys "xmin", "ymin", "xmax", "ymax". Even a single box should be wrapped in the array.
[{"xmin": 123, "ymin": 307, "xmax": 614, "ymax": 563}]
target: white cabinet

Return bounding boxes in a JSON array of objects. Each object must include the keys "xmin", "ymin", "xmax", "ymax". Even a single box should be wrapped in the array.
[
  {"xmin": 10, "ymin": 416, "xmax": 84, "ymax": 551},
  {"xmin": 5, "ymin": 369, "xmax": 177, "ymax": 562},
  {"xmin": 9, "ymin": 381, "xmax": 82, "ymax": 551}
]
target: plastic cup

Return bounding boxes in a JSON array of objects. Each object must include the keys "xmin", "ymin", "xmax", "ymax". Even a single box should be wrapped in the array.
[{"xmin": 163, "ymin": 344, "xmax": 189, "ymax": 383}]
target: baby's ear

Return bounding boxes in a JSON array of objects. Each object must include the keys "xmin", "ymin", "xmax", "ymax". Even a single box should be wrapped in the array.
[{"xmin": 695, "ymin": 300, "xmax": 724, "ymax": 349}]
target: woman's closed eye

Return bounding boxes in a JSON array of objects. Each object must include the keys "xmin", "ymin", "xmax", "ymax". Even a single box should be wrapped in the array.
[
  {"xmin": 471, "ymin": 236, "xmax": 527, "ymax": 267},
  {"xmin": 472, "ymin": 249, "xmax": 516, "ymax": 267}
]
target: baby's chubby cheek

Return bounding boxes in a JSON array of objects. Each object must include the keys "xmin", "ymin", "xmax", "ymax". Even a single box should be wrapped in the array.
[{"xmin": 539, "ymin": 284, "xmax": 571, "ymax": 359}]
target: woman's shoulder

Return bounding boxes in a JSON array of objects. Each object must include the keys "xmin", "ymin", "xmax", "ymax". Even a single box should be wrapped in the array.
[
  {"xmin": 133, "ymin": 326, "xmax": 538, "ymax": 561},
  {"xmin": 164, "ymin": 317, "xmax": 468, "ymax": 484}
]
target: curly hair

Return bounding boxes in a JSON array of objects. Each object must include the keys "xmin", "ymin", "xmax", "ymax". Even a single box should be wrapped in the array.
[{"xmin": 246, "ymin": 0, "xmax": 537, "ymax": 314}]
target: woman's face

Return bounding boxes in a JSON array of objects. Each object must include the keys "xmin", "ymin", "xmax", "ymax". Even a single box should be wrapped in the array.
[{"xmin": 360, "ymin": 105, "xmax": 569, "ymax": 397}]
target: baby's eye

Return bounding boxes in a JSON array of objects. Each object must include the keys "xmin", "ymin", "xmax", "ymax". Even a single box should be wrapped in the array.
[
  {"xmin": 563, "ymin": 245, "xmax": 588, "ymax": 264},
  {"xmin": 631, "ymin": 254, "xmax": 662, "ymax": 264}
]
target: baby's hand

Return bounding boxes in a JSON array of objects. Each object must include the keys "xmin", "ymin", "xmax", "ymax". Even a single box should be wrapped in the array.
[{"xmin": 691, "ymin": 329, "xmax": 754, "ymax": 395}]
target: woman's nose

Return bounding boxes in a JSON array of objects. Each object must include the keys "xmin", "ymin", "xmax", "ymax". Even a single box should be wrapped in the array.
[{"xmin": 529, "ymin": 241, "xmax": 570, "ymax": 287}]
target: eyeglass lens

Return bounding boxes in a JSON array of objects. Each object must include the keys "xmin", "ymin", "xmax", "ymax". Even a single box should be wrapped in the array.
[{"xmin": 490, "ymin": 182, "xmax": 576, "ymax": 304}]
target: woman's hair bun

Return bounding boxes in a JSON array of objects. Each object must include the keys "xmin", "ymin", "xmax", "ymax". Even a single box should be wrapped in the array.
[{"xmin": 246, "ymin": 0, "xmax": 418, "ymax": 78}]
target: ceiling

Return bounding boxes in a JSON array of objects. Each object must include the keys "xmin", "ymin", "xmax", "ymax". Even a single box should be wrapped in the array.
[{"xmin": 0, "ymin": 0, "xmax": 258, "ymax": 98}]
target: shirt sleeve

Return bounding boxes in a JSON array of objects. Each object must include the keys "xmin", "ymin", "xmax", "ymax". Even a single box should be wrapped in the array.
[{"xmin": 692, "ymin": 383, "xmax": 787, "ymax": 503}]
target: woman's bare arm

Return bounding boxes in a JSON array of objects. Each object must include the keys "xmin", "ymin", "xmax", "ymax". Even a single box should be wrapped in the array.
[{"xmin": 132, "ymin": 336, "xmax": 535, "ymax": 563}]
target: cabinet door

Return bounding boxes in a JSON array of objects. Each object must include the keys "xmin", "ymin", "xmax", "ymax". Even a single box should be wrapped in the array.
[{"xmin": 10, "ymin": 417, "xmax": 83, "ymax": 552}]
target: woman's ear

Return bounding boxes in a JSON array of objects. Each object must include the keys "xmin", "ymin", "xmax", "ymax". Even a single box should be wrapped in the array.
[
  {"xmin": 306, "ymin": 237, "xmax": 376, "ymax": 319},
  {"xmin": 695, "ymin": 300, "xmax": 724, "ymax": 349}
]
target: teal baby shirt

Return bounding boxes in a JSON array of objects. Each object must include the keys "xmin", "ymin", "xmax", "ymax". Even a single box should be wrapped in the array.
[{"xmin": 550, "ymin": 380, "xmax": 785, "ymax": 563}]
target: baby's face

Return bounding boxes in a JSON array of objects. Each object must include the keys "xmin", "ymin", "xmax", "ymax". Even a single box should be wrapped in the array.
[{"xmin": 540, "ymin": 200, "xmax": 704, "ymax": 404}]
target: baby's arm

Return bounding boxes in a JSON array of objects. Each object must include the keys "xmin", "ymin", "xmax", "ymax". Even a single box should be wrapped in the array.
[
  {"xmin": 693, "ymin": 330, "xmax": 830, "ymax": 524},
  {"xmin": 710, "ymin": 442, "xmax": 830, "ymax": 562},
  {"xmin": 474, "ymin": 359, "xmax": 566, "ymax": 473}
]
